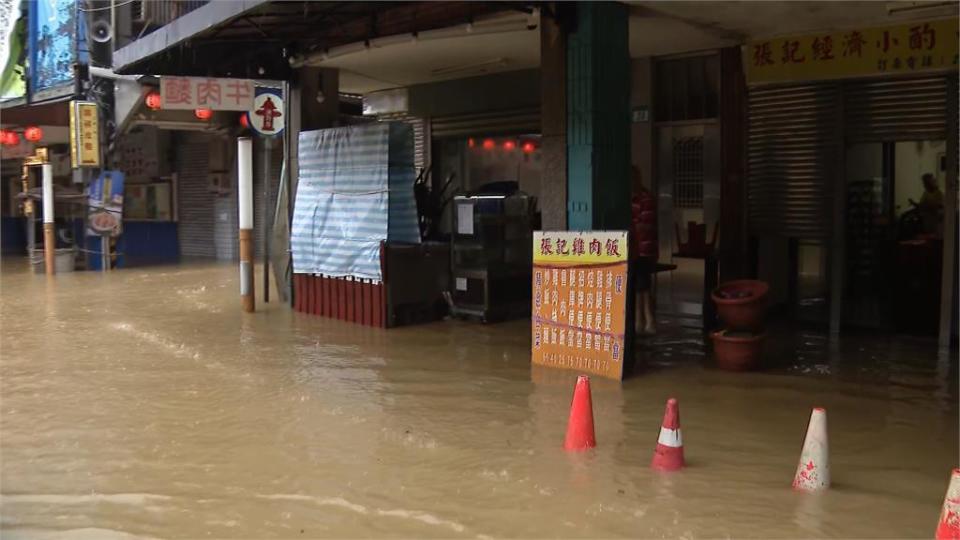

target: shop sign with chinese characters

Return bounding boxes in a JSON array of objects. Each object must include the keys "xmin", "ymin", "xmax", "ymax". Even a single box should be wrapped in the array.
[
  {"xmin": 69, "ymin": 101, "xmax": 100, "ymax": 168},
  {"xmin": 744, "ymin": 18, "xmax": 958, "ymax": 84},
  {"xmin": 531, "ymin": 231, "xmax": 630, "ymax": 380},
  {"xmin": 160, "ymin": 77, "xmax": 255, "ymax": 111}
]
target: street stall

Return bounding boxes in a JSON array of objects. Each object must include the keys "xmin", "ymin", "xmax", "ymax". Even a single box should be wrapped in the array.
[{"xmin": 291, "ymin": 122, "xmax": 450, "ymax": 327}]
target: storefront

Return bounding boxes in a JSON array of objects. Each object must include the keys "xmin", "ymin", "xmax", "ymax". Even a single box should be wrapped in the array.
[{"xmin": 743, "ymin": 18, "xmax": 959, "ymax": 342}]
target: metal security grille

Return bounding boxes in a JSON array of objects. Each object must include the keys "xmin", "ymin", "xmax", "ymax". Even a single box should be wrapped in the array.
[
  {"xmin": 747, "ymin": 83, "xmax": 840, "ymax": 238},
  {"xmin": 176, "ymin": 132, "xmax": 216, "ymax": 258},
  {"xmin": 672, "ymin": 137, "xmax": 704, "ymax": 209},
  {"xmin": 844, "ymin": 77, "xmax": 947, "ymax": 142}
]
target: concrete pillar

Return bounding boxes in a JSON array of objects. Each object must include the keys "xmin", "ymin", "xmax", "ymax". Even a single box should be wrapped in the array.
[
  {"xmin": 719, "ymin": 46, "xmax": 748, "ymax": 282},
  {"xmin": 566, "ymin": 2, "xmax": 631, "ymax": 231},
  {"xmin": 539, "ymin": 3, "xmax": 568, "ymax": 230}
]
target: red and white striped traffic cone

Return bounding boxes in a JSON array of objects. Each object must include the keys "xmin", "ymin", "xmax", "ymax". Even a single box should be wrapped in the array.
[
  {"xmin": 792, "ymin": 407, "xmax": 830, "ymax": 491},
  {"xmin": 651, "ymin": 398, "xmax": 684, "ymax": 471},
  {"xmin": 563, "ymin": 375, "xmax": 596, "ymax": 451},
  {"xmin": 936, "ymin": 468, "xmax": 960, "ymax": 539}
]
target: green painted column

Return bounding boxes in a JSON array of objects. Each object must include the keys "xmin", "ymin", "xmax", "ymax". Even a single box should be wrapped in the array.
[{"xmin": 566, "ymin": 2, "xmax": 631, "ymax": 231}]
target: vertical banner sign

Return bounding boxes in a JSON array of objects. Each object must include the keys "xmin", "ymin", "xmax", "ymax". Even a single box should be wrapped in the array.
[
  {"xmin": 531, "ymin": 231, "xmax": 629, "ymax": 380},
  {"xmin": 69, "ymin": 100, "xmax": 100, "ymax": 168},
  {"xmin": 87, "ymin": 170, "xmax": 124, "ymax": 237}
]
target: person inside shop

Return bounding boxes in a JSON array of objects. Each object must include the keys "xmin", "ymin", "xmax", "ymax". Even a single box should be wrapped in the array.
[
  {"xmin": 908, "ymin": 173, "xmax": 944, "ymax": 237},
  {"xmin": 630, "ymin": 166, "xmax": 658, "ymax": 335}
]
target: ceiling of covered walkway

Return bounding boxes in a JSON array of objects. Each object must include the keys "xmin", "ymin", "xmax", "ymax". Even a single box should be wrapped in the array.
[
  {"xmin": 112, "ymin": 1, "xmax": 957, "ymax": 94},
  {"xmin": 323, "ymin": 1, "xmax": 957, "ymax": 93}
]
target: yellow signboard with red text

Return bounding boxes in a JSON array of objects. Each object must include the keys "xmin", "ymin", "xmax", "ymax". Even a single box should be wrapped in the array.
[
  {"xmin": 68, "ymin": 100, "xmax": 100, "ymax": 168},
  {"xmin": 744, "ymin": 18, "xmax": 958, "ymax": 84},
  {"xmin": 532, "ymin": 231, "xmax": 630, "ymax": 380}
]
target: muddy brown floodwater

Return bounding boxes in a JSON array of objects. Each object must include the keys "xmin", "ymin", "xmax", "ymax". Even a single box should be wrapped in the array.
[{"xmin": 1, "ymin": 259, "xmax": 957, "ymax": 538}]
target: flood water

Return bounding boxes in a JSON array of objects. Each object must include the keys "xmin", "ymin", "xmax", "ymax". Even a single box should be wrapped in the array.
[{"xmin": 1, "ymin": 259, "xmax": 957, "ymax": 538}]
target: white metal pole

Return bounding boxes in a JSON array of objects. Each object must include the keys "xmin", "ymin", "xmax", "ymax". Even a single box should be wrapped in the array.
[
  {"xmin": 238, "ymin": 137, "xmax": 255, "ymax": 312},
  {"xmin": 41, "ymin": 164, "xmax": 55, "ymax": 276}
]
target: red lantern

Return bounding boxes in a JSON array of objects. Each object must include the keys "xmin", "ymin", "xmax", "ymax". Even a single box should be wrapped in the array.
[
  {"xmin": 145, "ymin": 91, "xmax": 162, "ymax": 110},
  {"xmin": 24, "ymin": 126, "xmax": 43, "ymax": 142},
  {"xmin": 482, "ymin": 138, "xmax": 495, "ymax": 150},
  {"xmin": 503, "ymin": 140, "xmax": 516, "ymax": 151},
  {"xmin": 2, "ymin": 130, "xmax": 19, "ymax": 146},
  {"xmin": 522, "ymin": 141, "xmax": 536, "ymax": 154},
  {"xmin": 467, "ymin": 137, "xmax": 475, "ymax": 148},
  {"xmin": 0, "ymin": 130, "xmax": 9, "ymax": 146},
  {"xmin": 194, "ymin": 108, "xmax": 213, "ymax": 121},
  {"xmin": 239, "ymin": 113, "xmax": 249, "ymax": 129}
]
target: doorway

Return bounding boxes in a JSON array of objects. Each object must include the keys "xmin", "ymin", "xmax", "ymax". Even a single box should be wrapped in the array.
[{"xmin": 843, "ymin": 140, "xmax": 946, "ymax": 334}]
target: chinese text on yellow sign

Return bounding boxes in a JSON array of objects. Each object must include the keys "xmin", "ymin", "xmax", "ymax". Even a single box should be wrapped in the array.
[
  {"xmin": 69, "ymin": 101, "xmax": 100, "ymax": 168},
  {"xmin": 744, "ymin": 18, "xmax": 959, "ymax": 84},
  {"xmin": 531, "ymin": 231, "xmax": 629, "ymax": 380}
]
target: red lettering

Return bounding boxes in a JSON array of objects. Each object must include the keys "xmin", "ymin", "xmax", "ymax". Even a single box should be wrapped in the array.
[
  {"xmin": 909, "ymin": 23, "xmax": 935, "ymax": 51},
  {"xmin": 811, "ymin": 36, "xmax": 835, "ymax": 61},
  {"xmin": 842, "ymin": 31, "xmax": 866, "ymax": 57},
  {"xmin": 781, "ymin": 40, "xmax": 805, "ymax": 63},
  {"xmin": 753, "ymin": 42, "xmax": 774, "ymax": 66}
]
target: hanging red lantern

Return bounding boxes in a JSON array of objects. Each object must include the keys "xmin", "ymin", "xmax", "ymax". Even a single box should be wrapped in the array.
[
  {"xmin": 503, "ymin": 140, "xmax": 516, "ymax": 151},
  {"xmin": 145, "ymin": 91, "xmax": 162, "ymax": 110},
  {"xmin": 521, "ymin": 141, "xmax": 536, "ymax": 154},
  {"xmin": 24, "ymin": 126, "xmax": 43, "ymax": 142},
  {"xmin": 467, "ymin": 137, "xmax": 476, "ymax": 148},
  {"xmin": 2, "ymin": 130, "xmax": 20, "ymax": 146},
  {"xmin": 239, "ymin": 113, "xmax": 249, "ymax": 128},
  {"xmin": 482, "ymin": 138, "xmax": 495, "ymax": 150},
  {"xmin": 0, "ymin": 130, "xmax": 10, "ymax": 146},
  {"xmin": 194, "ymin": 108, "xmax": 213, "ymax": 121}
]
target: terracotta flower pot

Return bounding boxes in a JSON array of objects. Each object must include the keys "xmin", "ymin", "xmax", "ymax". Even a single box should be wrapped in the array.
[
  {"xmin": 711, "ymin": 280, "xmax": 769, "ymax": 331},
  {"xmin": 710, "ymin": 330, "xmax": 765, "ymax": 371}
]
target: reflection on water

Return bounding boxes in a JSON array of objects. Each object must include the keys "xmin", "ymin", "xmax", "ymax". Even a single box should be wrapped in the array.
[{"xmin": 1, "ymin": 259, "xmax": 956, "ymax": 538}]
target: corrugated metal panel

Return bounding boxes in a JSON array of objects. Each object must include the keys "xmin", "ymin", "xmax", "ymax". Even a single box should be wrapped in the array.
[
  {"xmin": 844, "ymin": 77, "xmax": 947, "ymax": 142},
  {"xmin": 430, "ymin": 106, "xmax": 540, "ymax": 139},
  {"xmin": 747, "ymin": 83, "xmax": 840, "ymax": 238},
  {"xmin": 176, "ymin": 132, "xmax": 216, "ymax": 258}
]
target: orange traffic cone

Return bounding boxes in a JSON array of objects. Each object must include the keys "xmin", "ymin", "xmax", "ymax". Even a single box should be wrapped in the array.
[
  {"xmin": 936, "ymin": 468, "xmax": 960, "ymax": 539},
  {"xmin": 651, "ymin": 398, "xmax": 684, "ymax": 471},
  {"xmin": 563, "ymin": 375, "xmax": 596, "ymax": 451},
  {"xmin": 792, "ymin": 407, "xmax": 830, "ymax": 491}
]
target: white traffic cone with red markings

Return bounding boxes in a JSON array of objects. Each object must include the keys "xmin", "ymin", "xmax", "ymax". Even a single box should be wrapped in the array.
[
  {"xmin": 792, "ymin": 407, "xmax": 830, "ymax": 491},
  {"xmin": 936, "ymin": 468, "xmax": 960, "ymax": 539},
  {"xmin": 651, "ymin": 398, "xmax": 684, "ymax": 471}
]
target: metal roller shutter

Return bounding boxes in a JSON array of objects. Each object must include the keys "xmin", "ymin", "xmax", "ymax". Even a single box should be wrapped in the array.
[
  {"xmin": 176, "ymin": 132, "xmax": 216, "ymax": 258},
  {"xmin": 747, "ymin": 83, "xmax": 840, "ymax": 239},
  {"xmin": 844, "ymin": 77, "xmax": 947, "ymax": 142},
  {"xmin": 430, "ymin": 106, "xmax": 540, "ymax": 139}
]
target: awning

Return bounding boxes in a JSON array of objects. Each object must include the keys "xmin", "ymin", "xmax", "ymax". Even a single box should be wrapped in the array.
[
  {"xmin": 113, "ymin": 0, "xmax": 271, "ymax": 76},
  {"xmin": 112, "ymin": 1, "xmax": 516, "ymax": 79}
]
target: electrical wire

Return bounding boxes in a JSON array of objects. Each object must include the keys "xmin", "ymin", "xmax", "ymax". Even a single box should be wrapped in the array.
[{"xmin": 78, "ymin": 0, "xmax": 137, "ymax": 13}]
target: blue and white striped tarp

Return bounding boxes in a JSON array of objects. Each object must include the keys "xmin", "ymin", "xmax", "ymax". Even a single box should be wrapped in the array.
[{"xmin": 292, "ymin": 123, "xmax": 420, "ymax": 281}]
